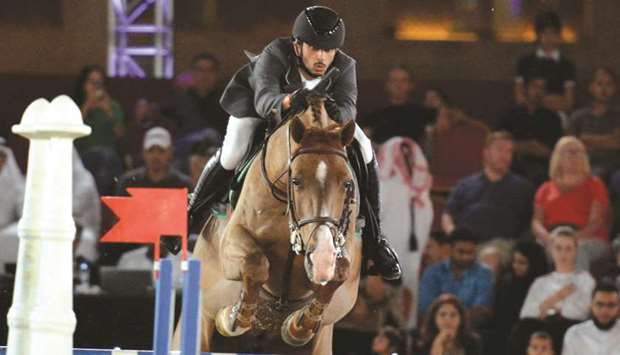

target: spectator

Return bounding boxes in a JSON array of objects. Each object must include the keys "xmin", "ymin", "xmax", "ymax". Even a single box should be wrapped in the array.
[
  {"xmin": 0, "ymin": 140, "xmax": 24, "ymax": 274},
  {"xmin": 491, "ymin": 241, "xmax": 549, "ymax": 354},
  {"xmin": 499, "ymin": 71, "xmax": 564, "ymax": 186},
  {"xmin": 527, "ymin": 331, "xmax": 555, "ymax": 355},
  {"xmin": 171, "ymin": 52, "xmax": 228, "ymax": 138},
  {"xmin": 511, "ymin": 229, "xmax": 595, "ymax": 355},
  {"xmin": 73, "ymin": 65, "xmax": 125, "ymax": 196},
  {"xmin": 418, "ymin": 228, "xmax": 493, "ymax": 324},
  {"xmin": 362, "ymin": 65, "xmax": 436, "ymax": 144},
  {"xmin": 371, "ymin": 326, "xmax": 405, "ymax": 355},
  {"xmin": 422, "ymin": 231, "xmax": 452, "ymax": 271},
  {"xmin": 100, "ymin": 127, "xmax": 192, "ymax": 265},
  {"xmin": 567, "ymin": 67, "xmax": 620, "ymax": 178},
  {"xmin": 334, "ymin": 276, "xmax": 406, "ymax": 355},
  {"xmin": 478, "ymin": 243, "xmax": 509, "ymax": 283},
  {"xmin": 72, "ymin": 148, "xmax": 101, "ymax": 264},
  {"xmin": 116, "ymin": 246, "xmax": 188, "ymax": 290},
  {"xmin": 442, "ymin": 131, "xmax": 534, "ymax": 243},
  {"xmin": 188, "ymin": 138, "xmax": 219, "ymax": 188},
  {"xmin": 415, "ymin": 294, "xmax": 481, "ymax": 355},
  {"xmin": 515, "ymin": 11, "xmax": 576, "ymax": 114},
  {"xmin": 532, "ymin": 137, "xmax": 610, "ymax": 270},
  {"xmin": 591, "ymin": 238, "xmax": 620, "ymax": 290},
  {"xmin": 115, "ymin": 127, "xmax": 192, "ymax": 195},
  {"xmin": 562, "ymin": 281, "xmax": 620, "ymax": 355},
  {"xmin": 121, "ymin": 98, "xmax": 176, "ymax": 170}
]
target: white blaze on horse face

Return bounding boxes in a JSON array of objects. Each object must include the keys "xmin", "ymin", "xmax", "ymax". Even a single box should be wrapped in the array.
[
  {"xmin": 309, "ymin": 225, "xmax": 337, "ymax": 285},
  {"xmin": 316, "ymin": 160, "xmax": 328, "ymax": 190}
]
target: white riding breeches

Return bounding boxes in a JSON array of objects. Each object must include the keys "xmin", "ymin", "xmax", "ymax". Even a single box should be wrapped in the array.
[{"xmin": 220, "ymin": 115, "xmax": 374, "ymax": 170}]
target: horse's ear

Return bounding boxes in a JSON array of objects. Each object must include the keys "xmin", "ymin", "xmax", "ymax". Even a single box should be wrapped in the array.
[
  {"xmin": 341, "ymin": 120, "xmax": 356, "ymax": 146},
  {"xmin": 291, "ymin": 116, "xmax": 306, "ymax": 144}
]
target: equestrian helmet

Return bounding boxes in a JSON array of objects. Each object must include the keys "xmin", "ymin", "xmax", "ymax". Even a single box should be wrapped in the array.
[{"xmin": 292, "ymin": 6, "xmax": 345, "ymax": 50}]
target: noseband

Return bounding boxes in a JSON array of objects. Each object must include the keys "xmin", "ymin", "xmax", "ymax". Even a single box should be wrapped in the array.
[{"xmin": 260, "ymin": 121, "xmax": 356, "ymax": 256}]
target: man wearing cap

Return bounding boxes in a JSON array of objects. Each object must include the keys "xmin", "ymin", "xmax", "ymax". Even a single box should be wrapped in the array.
[
  {"xmin": 186, "ymin": 6, "xmax": 401, "ymax": 280},
  {"xmin": 115, "ymin": 127, "xmax": 192, "ymax": 195}
]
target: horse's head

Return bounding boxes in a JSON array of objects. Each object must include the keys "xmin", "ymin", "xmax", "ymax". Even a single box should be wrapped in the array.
[{"xmin": 286, "ymin": 96, "xmax": 356, "ymax": 285}]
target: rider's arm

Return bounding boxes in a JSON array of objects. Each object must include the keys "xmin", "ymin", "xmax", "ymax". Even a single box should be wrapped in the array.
[
  {"xmin": 329, "ymin": 58, "xmax": 357, "ymax": 122},
  {"xmin": 252, "ymin": 46, "xmax": 289, "ymax": 122}
]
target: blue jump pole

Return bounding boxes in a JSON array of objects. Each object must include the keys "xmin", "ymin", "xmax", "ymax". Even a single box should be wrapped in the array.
[
  {"xmin": 180, "ymin": 259, "xmax": 202, "ymax": 355},
  {"xmin": 152, "ymin": 259, "xmax": 174, "ymax": 355}
]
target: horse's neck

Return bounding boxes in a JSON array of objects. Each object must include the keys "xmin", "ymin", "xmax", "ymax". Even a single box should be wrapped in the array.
[{"xmin": 264, "ymin": 121, "xmax": 293, "ymax": 185}]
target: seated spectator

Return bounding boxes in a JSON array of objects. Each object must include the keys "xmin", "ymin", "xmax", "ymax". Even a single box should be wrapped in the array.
[
  {"xmin": 121, "ymin": 98, "xmax": 176, "ymax": 170},
  {"xmin": 422, "ymin": 231, "xmax": 451, "ymax": 271},
  {"xmin": 73, "ymin": 65, "xmax": 125, "ymax": 195},
  {"xmin": 371, "ymin": 326, "xmax": 405, "ymax": 355},
  {"xmin": 100, "ymin": 127, "xmax": 192, "ymax": 265},
  {"xmin": 72, "ymin": 148, "xmax": 101, "ymax": 264},
  {"xmin": 500, "ymin": 72, "xmax": 564, "ymax": 186},
  {"xmin": 188, "ymin": 138, "xmax": 219, "ymax": 188},
  {"xmin": 567, "ymin": 67, "xmax": 620, "ymax": 178},
  {"xmin": 415, "ymin": 294, "xmax": 481, "ymax": 355},
  {"xmin": 510, "ymin": 229, "xmax": 595, "ymax": 355},
  {"xmin": 362, "ymin": 65, "xmax": 435, "ymax": 144},
  {"xmin": 527, "ymin": 331, "xmax": 555, "ymax": 355},
  {"xmin": 478, "ymin": 243, "xmax": 509, "ymax": 283},
  {"xmin": 0, "ymin": 140, "xmax": 24, "ymax": 274},
  {"xmin": 491, "ymin": 241, "xmax": 549, "ymax": 354},
  {"xmin": 591, "ymin": 238, "xmax": 620, "ymax": 290},
  {"xmin": 115, "ymin": 127, "xmax": 192, "ymax": 195},
  {"xmin": 170, "ymin": 52, "xmax": 228, "ymax": 138},
  {"xmin": 532, "ymin": 137, "xmax": 610, "ymax": 270},
  {"xmin": 561, "ymin": 281, "xmax": 620, "ymax": 355},
  {"xmin": 423, "ymin": 88, "xmax": 450, "ymax": 112},
  {"xmin": 419, "ymin": 228, "xmax": 493, "ymax": 326},
  {"xmin": 117, "ymin": 246, "xmax": 188, "ymax": 290},
  {"xmin": 515, "ymin": 11, "xmax": 576, "ymax": 114},
  {"xmin": 442, "ymin": 131, "xmax": 534, "ymax": 243},
  {"xmin": 334, "ymin": 276, "xmax": 406, "ymax": 355}
]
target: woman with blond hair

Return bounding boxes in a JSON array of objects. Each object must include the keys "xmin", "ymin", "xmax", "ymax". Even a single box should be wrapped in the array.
[{"xmin": 531, "ymin": 136, "xmax": 610, "ymax": 270}]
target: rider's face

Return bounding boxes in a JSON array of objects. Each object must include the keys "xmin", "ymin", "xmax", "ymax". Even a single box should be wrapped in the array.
[{"xmin": 294, "ymin": 42, "xmax": 336, "ymax": 77}]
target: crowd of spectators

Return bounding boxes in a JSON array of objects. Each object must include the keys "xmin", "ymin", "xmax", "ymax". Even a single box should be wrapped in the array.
[{"xmin": 1, "ymin": 9, "xmax": 620, "ymax": 355}]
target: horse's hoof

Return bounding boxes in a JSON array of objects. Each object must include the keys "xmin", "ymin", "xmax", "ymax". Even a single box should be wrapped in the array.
[
  {"xmin": 280, "ymin": 310, "xmax": 315, "ymax": 347},
  {"xmin": 215, "ymin": 305, "xmax": 251, "ymax": 337}
]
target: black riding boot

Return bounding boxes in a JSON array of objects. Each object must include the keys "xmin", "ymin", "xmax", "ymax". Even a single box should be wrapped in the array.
[
  {"xmin": 362, "ymin": 157, "xmax": 402, "ymax": 280},
  {"xmin": 188, "ymin": 148, "xmax": 235, "ymax": 230}
]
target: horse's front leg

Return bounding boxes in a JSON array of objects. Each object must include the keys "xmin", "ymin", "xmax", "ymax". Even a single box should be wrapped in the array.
[
  {"xmin": 281, "ymin": 255, "xmax": 350, "ymax": 347},
  {"xmin": 215, "ymin": 223, "xmax": 269, "ymax": 337}
]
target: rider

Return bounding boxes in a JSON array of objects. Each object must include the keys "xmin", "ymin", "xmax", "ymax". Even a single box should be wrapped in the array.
[{"xmin": 187, "ymin": 6, "xmax": 401, "ymax": 280}]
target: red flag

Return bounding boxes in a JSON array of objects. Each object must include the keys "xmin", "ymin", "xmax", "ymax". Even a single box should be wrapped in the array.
[{"xmin": 101, "ymin": 188, "xmax": 188, "ymax": 261}]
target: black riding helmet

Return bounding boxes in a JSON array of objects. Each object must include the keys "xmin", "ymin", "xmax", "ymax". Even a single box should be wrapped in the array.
[{"xmin": 292, "ymin": 6, "xmax": 345, "ymax": 50}]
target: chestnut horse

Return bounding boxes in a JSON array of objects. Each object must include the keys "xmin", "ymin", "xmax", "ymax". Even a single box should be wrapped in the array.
[{"xmin": 173, "ymin": 97, "xmax": 362, "ymax": 354}]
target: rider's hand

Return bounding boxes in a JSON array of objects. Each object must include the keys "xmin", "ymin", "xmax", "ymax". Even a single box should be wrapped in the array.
[
  {"xmin": 287, "ymin": 88, "xmax": 311, "ymax": 115},
  {"xmin": 324, "ymin": 98, "xmax": 341, "ymax": 123}
]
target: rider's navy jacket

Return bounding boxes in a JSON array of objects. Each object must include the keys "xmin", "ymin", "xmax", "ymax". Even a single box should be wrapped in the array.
[{"xmin": 219, "ymin": 37, "xmax": 358, "ymax": 123}]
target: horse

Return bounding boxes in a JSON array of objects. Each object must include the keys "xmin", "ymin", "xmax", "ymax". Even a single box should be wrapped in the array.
[{"xmin": 173, "ymin": 96, "xmax": 362, "ymax": 354}]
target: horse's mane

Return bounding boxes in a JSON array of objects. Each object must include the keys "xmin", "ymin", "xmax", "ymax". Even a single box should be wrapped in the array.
[{"xmin": 298, "ymin": 95, "xmax": 343, "ymax": 150}]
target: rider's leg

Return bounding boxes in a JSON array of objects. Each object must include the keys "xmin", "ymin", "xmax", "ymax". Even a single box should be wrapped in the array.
[
  {"xmin": 353, "ymin": 124, "xmax": 402, "ymax": 280},
  {"xmin": 188, "ymin": 116, "xmax": 262, "ymax": 229}
]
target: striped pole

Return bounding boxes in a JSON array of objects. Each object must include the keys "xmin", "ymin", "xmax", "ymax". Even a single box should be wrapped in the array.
[
  {"xmin": 180, "ymin": 260, "xmax": 202, "ymax": 355},
  {"xmin": 152, "ymin": 259, "xmax": 174, "ymax": 355}
]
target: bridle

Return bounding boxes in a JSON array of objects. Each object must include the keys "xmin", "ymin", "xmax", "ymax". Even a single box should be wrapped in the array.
[{"xmin": 260, "ymin": 118, "xmax": 356, "ymax": 256}]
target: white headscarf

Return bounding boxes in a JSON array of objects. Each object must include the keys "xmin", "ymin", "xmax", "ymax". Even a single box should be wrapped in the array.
[
  {"xmin": 0, "ymin": 142, "xmax": 25, "ymax": 229},
  {"xmin": 73, "ymin": 148, "xmax": 101, "ymax": 261}
]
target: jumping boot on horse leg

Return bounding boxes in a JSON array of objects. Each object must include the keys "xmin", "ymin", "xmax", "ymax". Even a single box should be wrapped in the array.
[
  {"xmin": 362, "ymin": 157, "xmax": 402, "ymax": 280},
  {"xmin": 188, "ymin": 148, "xmax": 235, "ymax": 228}
]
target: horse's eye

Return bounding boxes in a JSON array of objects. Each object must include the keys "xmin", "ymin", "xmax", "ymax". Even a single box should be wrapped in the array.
[
  {"xmin": 291, "ymin": 177, "xmax": 303, "ymax": 187},
  {"xmin": 343, "ymin": 180, "xmax": 353, "ymax": 189}
]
